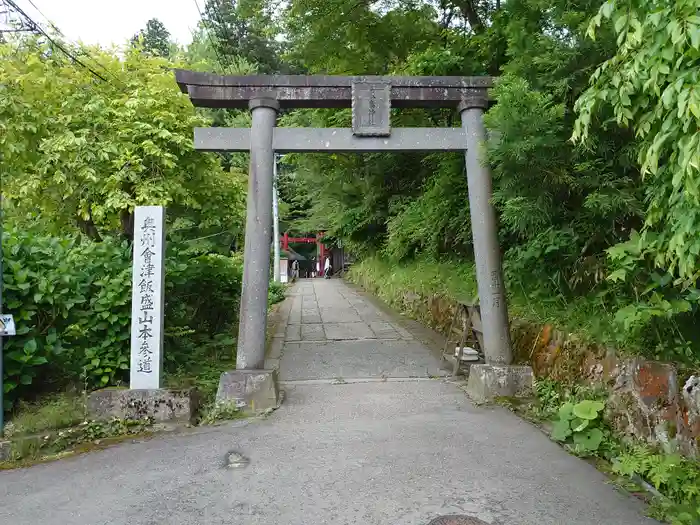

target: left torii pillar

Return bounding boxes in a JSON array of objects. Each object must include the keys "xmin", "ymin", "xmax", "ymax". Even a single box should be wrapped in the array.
[
  {"xmin": 237, "ymin": 98, "xmax": 278, "ymax": 370},
  {"xmin": 213, "ymin": 97, "xmax": 281, "ymax": 413}
]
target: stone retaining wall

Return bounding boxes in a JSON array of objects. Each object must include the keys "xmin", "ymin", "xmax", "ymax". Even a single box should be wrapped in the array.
[{"xmin": 351, "ymin": 276, "xmax": 700, "ymax": 458}]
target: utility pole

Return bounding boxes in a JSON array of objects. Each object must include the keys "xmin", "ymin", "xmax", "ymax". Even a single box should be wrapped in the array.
[{"xmin": 272, "ymin": 153, "xmax": 281, "ymax": 283}]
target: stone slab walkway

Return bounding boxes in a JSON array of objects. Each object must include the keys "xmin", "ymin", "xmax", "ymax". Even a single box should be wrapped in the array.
[
  {"xmin": 0, "ymin": 279, "xmax": 657, "ymax": 525},
  {"xmin": 268, "ymin": 280, "xmax": 446, "ymax": 381}
]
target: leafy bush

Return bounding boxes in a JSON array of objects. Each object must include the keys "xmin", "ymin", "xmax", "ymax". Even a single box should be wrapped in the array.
[
  {"xmin": 536, "ymin": 383, "xmax": 700, "ymax": 524},
  {"xmin": 550, "ymin": 400, "xmax": 608, "ymax": 456},
  {"xmin": 613, "ymin": 446, "xmax": 700, "ymax": 524},
  {"xmin": 166, "ymin": 251, "xmax": 243, "ymax": 337},
  {"xmin": 2, "ymin": 226, "xmax": 246, "ymax": 410},
  {"xmin": 268, "ymin": 281, "xmax": 286, "ymax": 306},
  {"xmin": 2, "ymin": 227, "xmax": 132, "ymax": 407}
]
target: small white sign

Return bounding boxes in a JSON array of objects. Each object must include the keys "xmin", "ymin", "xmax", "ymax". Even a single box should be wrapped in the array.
[
  {"xmin": 280, "ymin": 259, "xmax": 289, "ymax": 283},
  {"xmin": 129, "ymin": 206, "xmax": 165, "ymax": 390},
  {"xmin": 0, "ymin": 314, "xmax": 16, "ymax": 336}
]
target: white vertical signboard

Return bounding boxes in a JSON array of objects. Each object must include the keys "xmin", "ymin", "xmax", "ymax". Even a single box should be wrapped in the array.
[
  {"xmin": 130, "ymin": 206, "xmax": 165, "ymax": 389},
  {"xmin": 279, "ymin": 259, "xmax": 289, "ymax": 284}
]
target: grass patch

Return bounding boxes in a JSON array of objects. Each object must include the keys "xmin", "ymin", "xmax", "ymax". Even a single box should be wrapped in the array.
[
  {"xmin": 199, "ymin": 401, "xmax": 246, "ymax": 425},
  {"xmin": 347, "ymin": 255, "xmax": 621, "ymax": 350},
  {"xmin": 1, "ymin": 418, "xmax": 155, "ymax": 468},
  {"xmin": 6, "ymin": 393, "xmax": 86, "ymax": 437}
]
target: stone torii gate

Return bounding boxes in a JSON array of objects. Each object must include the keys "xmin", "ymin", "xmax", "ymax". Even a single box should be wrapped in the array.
[{"xmin": 175, "ymin": 70, "xmax": 533, "ymax": 403}]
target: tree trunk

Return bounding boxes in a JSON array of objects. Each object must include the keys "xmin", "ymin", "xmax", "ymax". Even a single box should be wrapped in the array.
[
  {"xmin": 452, "ymin": 0, "xmax": 484, "ymax": 33},
  {"xmin": 120, "ymin": 208, "xmax": 134, "ymax": 242},
  {"xmin": 76, "ymin": 205, "xmax": 102, "ymax": 242}
]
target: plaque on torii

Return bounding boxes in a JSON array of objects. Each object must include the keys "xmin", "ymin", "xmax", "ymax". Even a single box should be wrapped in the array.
[{"xmin": 174, "ymin": 70, "xmax": 513, "ymax": 376}]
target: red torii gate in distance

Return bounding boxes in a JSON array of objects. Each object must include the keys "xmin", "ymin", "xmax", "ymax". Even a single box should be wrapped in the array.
[{"xmin": 281, "ymin": 232, "xmax": 328, "ymax": 276}]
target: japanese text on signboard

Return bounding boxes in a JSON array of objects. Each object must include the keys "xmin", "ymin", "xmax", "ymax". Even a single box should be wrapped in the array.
[{"xmin": 136, "ymin": 216, "xmax": 157, "ymax": 375}]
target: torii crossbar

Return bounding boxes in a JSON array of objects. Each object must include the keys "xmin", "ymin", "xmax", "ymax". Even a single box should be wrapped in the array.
[{"xmin": 175, "ymin": 69, "xmax": 513, "ymax": 374}]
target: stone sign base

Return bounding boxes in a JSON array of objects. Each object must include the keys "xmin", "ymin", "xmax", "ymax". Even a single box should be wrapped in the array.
[
  {"xmin": 466, "ymin": 364, "xmax": 534, "ymax": 403},
  {"xmin": 0, "ymin": 440, "xmax": 11, "ymax": 462},
  {"xmin": 87, "ymin": 388, "xmax": 199, "ymax": 424},
  {"xmin": 216, "ymin": 369, "xmax": 280, "ymax": 413}
]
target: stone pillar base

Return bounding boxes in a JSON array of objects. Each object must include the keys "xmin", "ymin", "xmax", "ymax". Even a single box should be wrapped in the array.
[
  {"xmin": 0, "ymin": 440, "xmax": 11, "ymax": 462},
  {"xmin": 87, "ymin": 388, "xmax": 199, "ymax": 424},
  {"xmin": 466, "ymin": 364, "xmax": 534, "ymax": 402},
  {"xmin": 216, "ymin": 369, "xmax": 280, "ymax": 413}
]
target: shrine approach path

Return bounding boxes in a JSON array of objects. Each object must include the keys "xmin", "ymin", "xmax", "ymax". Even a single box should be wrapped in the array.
[{"xmin": 0, "ymin": 279, "xmax": 657, "ymax": 525}]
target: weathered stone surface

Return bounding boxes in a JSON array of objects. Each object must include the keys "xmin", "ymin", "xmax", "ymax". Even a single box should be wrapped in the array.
[
  {"xmin": 352, "ymin": 80, "xmax": 391, "ymax": 136},
  {"xmin": 87, "ymin": 388, "xmax": 199, "ymax": 424},
  {"xmin": 175, "ymin": 70, "xmax": 494, "ymax": 110},
  {"xmin": 678, "ymin": 375, "xmax": 700, "ymax": 456},
  {"xmin": 0, "ymin": 440, "xmax": 11, "ymax": 461},
  {"xmin": 216, "ymin": 369, "xmax": 280, "ymax": 413},
  {"xmin": 607, "ymin": 359, "xmax": 678, "ymax": 451},
  {"xmin": 466, "ymin": 364, "xmax": 534, "ymax": 402}
]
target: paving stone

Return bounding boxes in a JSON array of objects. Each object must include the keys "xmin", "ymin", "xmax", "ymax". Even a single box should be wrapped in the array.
[
  {"xmin": 324, "ymin": 322, "xmax": 375, "ymax": 340},
  {"xmin": 368, "ymin": 321, "xmax": 400, "ymax": 339},
  {"xmin": 302, "ymin": 309, "xmax": 322, "ymax": 324},
  {"xmin": 286, "ymin": 324, "xmax": 301, "ymax": 341},
  {"xmin": 301, "ymin": 323, "xmax": 326, "ymax": 341},
  {"xmin": 321, "ymin": 308, "xmax": 362, "ymax": 323}
]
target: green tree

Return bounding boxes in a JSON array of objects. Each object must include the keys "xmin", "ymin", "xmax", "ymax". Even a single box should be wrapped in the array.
[
  {"xmin": 574, "ymin": 0, "xmax": 700, "ymax": 281},
  {"xmin": 131, "ymin": 18, "xmax": 173, "ymax": 57},
  {"xmin": 0, "ymin": 38, "xmax": 246, "ymax": 242},
  {"xmin": 204, "ymin": 0, "xmax": 283, "ymax": 73},
  {"xmin": 184, "ymin": 25, "xmax": 256, "ymax": 74}
]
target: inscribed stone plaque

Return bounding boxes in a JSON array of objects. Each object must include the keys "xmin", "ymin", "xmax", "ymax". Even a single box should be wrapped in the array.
[
  {"xmin": 352, "ymin": 80, "xmax": 391, "ymax": 136},
  {"xmin": 130, "ymin": 206, "xmax": 165, "ymax": 390}
]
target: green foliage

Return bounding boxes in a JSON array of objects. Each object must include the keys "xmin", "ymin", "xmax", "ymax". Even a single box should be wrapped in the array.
[
  {"xmin": 4, "ymin": 394, "xmax": 85, "ymax": 437},
  {"xmin": 1, "ymin": 226, "xmax": 131, "ymax": 406},
  {"xmin": 606, "ymin": 230, "xmax": 699, "ymax": 365},
  {"xmin": 0, "ymin": 38, "xmax": 245, "ymax": 241},
  {"xmin": 530, "ymin": 378, "xmax": 564, "ymax": 419},
  {"xmin": 268, "ymin": 281, "xmax": 286, "ymax": 306},
  {"xmin": 348, "ymin": 255, "xmax": 624, "ymax": 347},
  {"xmin": 0, "ymin": 36, "xmax": 251, "ymax": 415},
  {"xmin": 3, "ymin": 417, "xmax": 154, "ymax": 464},
  {"xmin": 200, "ymin": 401, "xmax": 245, "ymax": 425},
  {"xmin": 204, "ymin": 0, "xmax": 283, "ymax": 73},
  {"xmin": 614, "ymin": 445, "xmax": 700, "ymax": 525},
  {"xmin": 574, "ymin": 0, "xmax": 700, "ymax": 282},
  {"xmin": 550, "ymin": 400, "xmax": 607, "ymax": 456},
  {"xmin": 1, "ymin": 223, "xmax": 247, "ymax": 410},
  {"xmin": 167, "ymin": 252, "xmax": 244, "ymax": 337},
  {"xmin": 534, "ymin": 380, "xmax": 700, "ymax": 524},
  {"xmin": 131, "ymin": 18, "xmax": 173, "ymax": 57}
]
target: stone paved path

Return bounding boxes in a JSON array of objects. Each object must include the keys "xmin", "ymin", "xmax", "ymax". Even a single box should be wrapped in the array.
[
  {"xmin": 267, "ymin": 279, "xmax": 446, "ymax": 381},
  {"xmin": 0, "ymin": 279, "xmax": 656, "ymax": 525}
]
